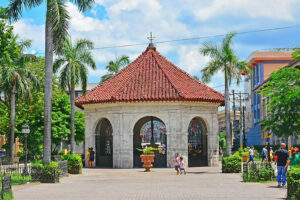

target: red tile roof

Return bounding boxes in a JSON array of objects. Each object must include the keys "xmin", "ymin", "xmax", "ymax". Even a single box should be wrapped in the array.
[{"xmin": 75, "ymin": 46, "xmax": 224, "ymax": 108}]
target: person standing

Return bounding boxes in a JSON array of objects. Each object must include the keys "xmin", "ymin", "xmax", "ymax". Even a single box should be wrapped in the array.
[
  {"xmin": 275, "ymin": 143, "xmax": 289, "ymax": 188},
  {"xmin": 285, "ymin": 149, "xmax": 300, "ymax": 170},
  {"xmin": 89, "ymin": 147, "xmax": 95, "ymax": 168},
  {"xmin": 270, "ymin": 147, "xmax": 274, "ymax": 164},
  {"xmin": 247, "ymin": 146, "xmax": 255, "ymax": 164}
]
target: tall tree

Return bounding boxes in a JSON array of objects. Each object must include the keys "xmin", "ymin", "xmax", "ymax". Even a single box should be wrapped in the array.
[
  {"xmin": 0, "ymin": 40, "xmax": 39, "ymax": 160},
  {"xmin": 260, "ymin": 67, "xmax": 300, "ymax": 146},
  {"xmin": 199, "ymin": 32, "xmax": 249, "ymax": 155},
  {"xmin": 8, "ymin": 0, "xmax": 94, "ymax": 163},
  {"xmin": 101, "ymin": 55, "xmax": 130, "ymax": 83},
  {"xmin": 54, "ymin": 38, "xmax": 96, "ymax": 154}
]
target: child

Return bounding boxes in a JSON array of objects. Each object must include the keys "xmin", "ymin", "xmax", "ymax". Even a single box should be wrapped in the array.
[{"xmin": 179, "ymin": 157, "xmax": 186, "ymax": 175}]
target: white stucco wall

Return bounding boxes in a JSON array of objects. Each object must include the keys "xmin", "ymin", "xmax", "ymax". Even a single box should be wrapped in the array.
[{"xmin": 83, "ymin": 101, "xmax": 220, "ymax": 168}]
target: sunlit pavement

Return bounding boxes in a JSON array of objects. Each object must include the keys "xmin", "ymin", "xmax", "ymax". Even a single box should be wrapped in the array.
[{"xmin": 13, "ymin": 167, "xmax": 286, "ymax": 200}]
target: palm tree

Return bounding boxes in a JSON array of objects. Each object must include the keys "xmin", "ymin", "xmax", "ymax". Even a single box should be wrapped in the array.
[
  {"xmin": 199, "ymin": 32, "xmax": 248, "ymax": 156},
  {"xmin": 0, "ymin": 40, "xmax": 39, "ymax": 160},
  {"xmin": 54, "ymin": 38, "xmax": 96, "ymax": 154},
  {"xmin": 8, "ymin": 0, "xmax": 94, "ymax": 163},
  {"xmin": 101, "ymin": 55, "xmax": 130, "ymax": 83}
]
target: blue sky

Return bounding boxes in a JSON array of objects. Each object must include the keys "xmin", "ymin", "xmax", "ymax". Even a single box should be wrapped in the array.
[{"xmin": 1, "ymin": 0, "xmax": 300, "ymax": 93}]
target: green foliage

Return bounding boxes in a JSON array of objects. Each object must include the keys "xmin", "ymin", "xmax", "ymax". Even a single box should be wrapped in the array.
[
  {"xmin": 136, "ymin": 147, "xmax": 160, "ymax": 155},
  {"xmin": 243, "ymin": 163, "xmax": 274, "ymax": 182},
  {"xmin": 218, "ymin": 133, "xmax": 226, "ymax": 150},
  {"xmin": 287, "ymin": 166, "xmax": 300, "ymax": 200},
  {"xmin": 241, "ymin": 152, "xmax": 249, "ymax": 158},
  {"xmin": 61, "ymin": 154, "xmax": 82, "ymax": 173},
  {"xmin": 292, "ymin": 50, "xmax": 300, "ymax": 61},
  {"xmin": 260, "ymin": 67, "xmax": 300, "ymax": 139},
  {"xmin": 222, "ymin": 155, "xmax": 242, "ymax": 173},
  {"xmin": 101, "ymin": 55, "xmax": 130, "ymax": 83}
]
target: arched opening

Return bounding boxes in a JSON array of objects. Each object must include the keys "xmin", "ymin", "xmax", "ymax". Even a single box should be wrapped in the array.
[
  {"xmin": 188, "ymin": 117, "xmax": 208, "ymax": 167},
  {"xmin": 95, "ymin": 118, "xmax": 113, "ymax": 167},
  {"xmin": 133, "ymin": 116, "xmax": 167, "ymax": 168}
]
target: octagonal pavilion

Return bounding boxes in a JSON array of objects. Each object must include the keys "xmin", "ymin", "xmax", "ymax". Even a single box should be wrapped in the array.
[{"xmin": 76, "ymin": 44, "xmax": 224, "ymax": 168}]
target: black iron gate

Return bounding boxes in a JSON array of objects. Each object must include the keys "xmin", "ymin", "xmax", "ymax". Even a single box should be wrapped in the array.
[
  {"xmin": 133, "ymin": 117, "xmax": 167, "ymax": 168},
  {"xmin": 188, "ymin": 118, "xmax": 208, "ymax": 167},
  {"xmin": 95, "ymin": 119, "xmax": 113, "ymax": 168}
]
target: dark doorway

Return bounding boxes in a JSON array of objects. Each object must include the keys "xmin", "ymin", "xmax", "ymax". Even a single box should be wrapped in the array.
[
  {"xmin": 95, "ymin": 118, "xmax": 113, "ymax": 167},
  {"xmin": 188, "ymin": 117, "xmax": 208, "ymax": 167},
  {"xmin": 133, "ymin": 116, "xmax": 167, "ymax": 168}
]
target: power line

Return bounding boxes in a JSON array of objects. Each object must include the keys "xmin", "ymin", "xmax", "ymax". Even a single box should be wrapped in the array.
[
  {"xmin": 92, "ymin": 24, "xmax": 300, "ymax": 50},
  {"xmin": 32, "ymin": 24, "xmax": 300, "ymax": 54}
]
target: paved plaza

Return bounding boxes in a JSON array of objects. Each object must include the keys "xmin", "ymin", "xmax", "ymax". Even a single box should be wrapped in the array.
[{"xmin": 13, "ymin": 167, "xmax": 286, "ymax": 200}]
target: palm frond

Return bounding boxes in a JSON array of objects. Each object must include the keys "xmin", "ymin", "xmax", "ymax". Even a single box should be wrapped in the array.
[
  {"xmin": 100, "ymin": 73, "xmax": 113, "ymax": 83},
  {"xmin": 53, "ymin": 58, "xmax": 67, "ymax": 73},
  {"xmin": 201, "ymin": 59, "xmax": 222, "ymax": 83},
  {"xmin": 199, "ymin": 42, "xmax": 221, "ymax": 60},
  {"xmin": 8, "ymin": 0, "xmax": 42, "ymax": 21},
  {"xmin": 48, "ymin": 0, "xmax": 70, "ymax": 51},
  {"xmin": 75, "ymin": 39, "xmax": 94, "ymax": 54},
  {"xmin": 71, "ymin": 0, "xmax": 94, "ymax": 12},
  {"xmin": 19, "ymin": 39, "xmax": 32, "ymax": 52}
]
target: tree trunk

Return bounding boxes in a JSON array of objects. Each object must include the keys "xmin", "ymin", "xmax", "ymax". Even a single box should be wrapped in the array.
[
  {"xmin": 224, "ymin": 69, "xmax": 232, "ymax": 155},
  {"xmin": 43, "ymin": 15, "xmax": 54, "ymax": 164},
  {"xmin": 9, "ymin": 84, "xmax": 17, "ymax": 160},
  {"xmin": 70, "ymin": 85, "xmax": 76, "ymax": 154}
]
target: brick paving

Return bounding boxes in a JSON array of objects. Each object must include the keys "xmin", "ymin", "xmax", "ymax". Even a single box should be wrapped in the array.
[{"xmin": 13, "ymin": 167, "xmax": 286, "ymax": 200}]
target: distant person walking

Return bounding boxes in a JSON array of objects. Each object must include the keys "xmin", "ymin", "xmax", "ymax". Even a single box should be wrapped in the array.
[
  {"xmin": 89, "ymin": 148, "xmax": 95, "ymax": 168},
  {"xmin": 275, "ymin": 143, "xmax": 289, "ymax": 188},
  {"xmin": 173, "ymin": 153, "xmax": 180, "ymax": 175},
  {"xmin": 285, "ymin": 149, "xmax": 300, "ymax": 170},
  {"xmin": 247, "ymin": 146, "xmax": 255, "ymax": 164},
  {"xmin": 262, "ymin": 146, "xmax": 268, "ymax": 162}
]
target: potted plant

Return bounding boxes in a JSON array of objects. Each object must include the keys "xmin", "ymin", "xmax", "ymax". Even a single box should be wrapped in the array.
[
  {"xmin": 241, "ymin": 152, "xmax": 249, "ymax": 162},
  {"xmin": 137, "ymin": 147, "xmax": 160, "ymax": 172}
]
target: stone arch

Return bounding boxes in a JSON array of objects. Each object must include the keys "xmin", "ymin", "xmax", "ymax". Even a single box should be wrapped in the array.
[
  {"xmin": 187, "ymin": 116, "xmax": 208, "ymax": 167},
  {"xmin": 133, "ymin": 116, "xmax": 167, "ymax": 168},
  {"xmin": 95, "ymin": 118, "xmax": 113, "ymax": 167}
]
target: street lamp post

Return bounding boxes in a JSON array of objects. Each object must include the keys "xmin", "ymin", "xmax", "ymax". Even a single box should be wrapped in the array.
[{"xmin": 22, "ymin": 124, "xmax": 30, "ymax": 176}]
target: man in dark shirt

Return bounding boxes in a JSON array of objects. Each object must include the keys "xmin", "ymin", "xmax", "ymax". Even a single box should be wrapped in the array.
[{"xmin": 275, "ymin": 143, "xmax": 289, "ymax": 188}]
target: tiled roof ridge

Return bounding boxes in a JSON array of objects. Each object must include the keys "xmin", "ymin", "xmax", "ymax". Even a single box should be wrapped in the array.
[
  {"xmin": 109, "ymin": 51, "xmax": 150, "ymax": 101},
  {"xmin": 152, "ymin": 51, "xmax": 183, "ymax": 99},
  {"xmin": 83, "ymin": 49, "xmax": 147, "ymax": 96},
  {"xmin": 155, "ymin": 50, "xmax": 224, "ymax": 98}
]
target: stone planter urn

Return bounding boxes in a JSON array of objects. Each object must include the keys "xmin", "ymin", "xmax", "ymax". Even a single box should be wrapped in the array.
[
  {"xmin": 69, "ymin": 165, "xmax": 82, "ymax": 174},
  {"xmin": 140, "ymin": 154, "xmax": 155, "ymax": 171}
]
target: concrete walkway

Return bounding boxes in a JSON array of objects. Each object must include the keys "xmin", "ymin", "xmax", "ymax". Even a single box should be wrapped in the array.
[{"xmin": 13, "ymin": 167, "xmax": 286, "ymax": 200}]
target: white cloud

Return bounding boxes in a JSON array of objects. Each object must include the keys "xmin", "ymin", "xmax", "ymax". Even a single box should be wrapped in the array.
[
  {"xmin": 177, "ymin": 45, "xmax": 211, "ymax": 74},
  {"xmin": 13, "ymin": 19, "xmax": 45, "ymax": 52},
  {"xmin": 190, "ymin": 0, "xmax": 297, "ymax": 22}
]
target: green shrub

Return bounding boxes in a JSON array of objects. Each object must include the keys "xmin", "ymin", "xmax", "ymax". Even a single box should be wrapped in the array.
[
  {"xmin": 32, "ymin": 161, "xmax": 60, "ymax": 183},
  {"xmin": 222, "ymin": 155, "xmax": 242, "ymax": 173},
  {"xmin": 243, "ymin": 163, "xmax": 274, "ymax": 182},
  {"xmin": 287, "ymin": 166, "xmax": 300, "ymax": 200},
  {"xmin": 61, "ymin": 154, "xmax": 83, "ymax": 174}
]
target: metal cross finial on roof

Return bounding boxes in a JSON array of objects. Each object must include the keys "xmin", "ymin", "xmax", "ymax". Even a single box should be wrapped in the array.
[{"xmin": 147, "ymin": 32, "xmax": 155, "ymax": 46}]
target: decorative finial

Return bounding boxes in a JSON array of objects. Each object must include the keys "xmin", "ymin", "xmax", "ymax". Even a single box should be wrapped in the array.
[{"xmin": 147, "ymin": 32, "xmax": 155, "ymax": 47}]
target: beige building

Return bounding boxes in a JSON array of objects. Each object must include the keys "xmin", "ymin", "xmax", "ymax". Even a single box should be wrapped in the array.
[
  {"xmin": 76, "ymin": 44, "xmax": 224, "ymax": 168},
  {"xmin": 217, "ymin": 109, "xmax": 240, "ymax": 134}
]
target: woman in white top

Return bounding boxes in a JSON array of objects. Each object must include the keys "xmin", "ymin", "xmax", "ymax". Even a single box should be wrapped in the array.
[{"xmin": 173, "ymin": 153, "xmax": 180, "ymax": 175}]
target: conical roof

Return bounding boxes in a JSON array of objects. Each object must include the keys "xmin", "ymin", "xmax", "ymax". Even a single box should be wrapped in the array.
[{"xmin": 75, "ymin": 46, "xmax": 224, "ymax": 108}]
